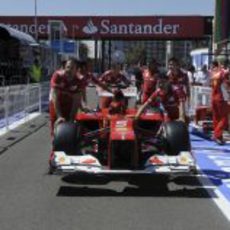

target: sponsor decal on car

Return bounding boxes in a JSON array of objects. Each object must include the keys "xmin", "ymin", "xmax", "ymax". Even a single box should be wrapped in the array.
[
  {"xmin": 80, "ymin": 158, "xmax": 97, "ymax": 164},
  {"xmin": 177, "ymin": 151, "xmax": 194, "ymax": 165},
  {"xmin": 149, "ymin": 156, "xmax": 164, "ymax": 165}
]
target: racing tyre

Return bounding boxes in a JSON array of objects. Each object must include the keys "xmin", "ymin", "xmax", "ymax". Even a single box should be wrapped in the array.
[
  {"xmin": 53, "ymin": 121, "xmax": 82, "ymax": 155},
  {"xmin": 162, "ymin": 120, "xmax": 190, "ymax": 156}
]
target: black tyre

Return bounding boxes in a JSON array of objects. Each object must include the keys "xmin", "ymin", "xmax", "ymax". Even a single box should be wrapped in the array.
[
  {"xmin": 53, "ymin": 121, "xmax": 82, "ymax": 155},
  {"xmin": 162, "ymin": 120, "xmax": 191, "ymax": 156}
]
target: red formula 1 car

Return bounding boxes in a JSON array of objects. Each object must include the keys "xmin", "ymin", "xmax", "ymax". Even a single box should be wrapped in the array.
[
  {"xmin": 51, "ymin": 111, "xmax": 196, "ymax": 177},
  {"xmin": 51, "ymin": 86, "xmax": 196, "ymax": 179}
]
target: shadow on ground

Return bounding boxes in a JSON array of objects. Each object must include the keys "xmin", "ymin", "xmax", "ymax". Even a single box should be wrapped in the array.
[{"xmin": 56, "ymin": 173, "xmax": 218, "ymax": 198}]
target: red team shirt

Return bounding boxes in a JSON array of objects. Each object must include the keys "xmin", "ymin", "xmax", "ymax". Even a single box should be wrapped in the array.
[
  {"xmin": 99, "ymin": 70, "xmax": 129, "ymax": 85},
  {"xmin": 50, "ymin": 70, "xmax": 84, "ymax": 120},
  {"xmin": 78, "ymin": 72, "xmax": 101, "ymax": 88},
  {"xmin": 160, "ymin": 70, "xmax": 189, "ymax": 120},
  {"xmin": 211, "ymin": 69, "xmax": 229, "ymax": 102},
  {"xmin": 167, "ymin": 69, "xmax": 189, "ymax": 103},
  {"xmin": 147, "ymin": 88, "xmax": 166, "ymax": 106},
  {"xmin": 141, "ymin": 68, "xmax": 159, "ymax": 103},
  {"xmin": 98, "ymin": 70, "xmax": 129, "ymax": 109},
  {"xmin": 210, "ymin": 67, "xmax": 230, "ymax": 140}
]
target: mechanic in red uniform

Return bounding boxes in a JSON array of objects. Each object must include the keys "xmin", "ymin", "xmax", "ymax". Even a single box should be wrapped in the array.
[
  {"xmin": 133, "ymin": 78, "xmax": 171, "ymax": 162},
  {"xmin": 135, "ymin": 78, "xmax": 174, "ymax": 120},
  {"xmin": 220, "ymin": 59, "xmax": 230, "ymax": 131},
  {"xmin": 49, "ymin": 58, "xmax": 87, "ymax": 167},
  {"xmin": 108, "ymin": 89, "xmax": 127, "ymax": 115},
  {"xmin": 49, "ymin": 58, "xmax": 84, "ymax": 137},
  {"xmin": 141, "ymin": 58, "xmax": 161, "ymax": 103},
  {"xmin": 76, "ymin": 59, "xmax": 113, "ymax": 108},
  {"xmin": 221, "ymin": 59, "xmax": 230, "ymax": 77},
  {"xmin": 166, "ymin": 57, "xmax": 190, "ymax": 122},
  {"xmin": 98, "ymin": 63, "xmax": 130, "ymax": 109},
  {"xmin": 210, "ymin": 60, "xmax": 230, "ymax": 145}
]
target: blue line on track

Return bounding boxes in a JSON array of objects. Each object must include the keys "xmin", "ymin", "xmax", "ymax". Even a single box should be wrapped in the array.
[{"xmin": 191, "ymin": 134, "xmax": 230, "ymax": 202}]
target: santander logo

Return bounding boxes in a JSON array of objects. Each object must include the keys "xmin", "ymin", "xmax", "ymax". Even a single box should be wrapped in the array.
[
  {"xmin": 82, "ymin": 18, "xmax": 180, "ymax": 35},
  {"xmin": 82, "ymin": 19, "xmax": 98, "ymax": 34}
]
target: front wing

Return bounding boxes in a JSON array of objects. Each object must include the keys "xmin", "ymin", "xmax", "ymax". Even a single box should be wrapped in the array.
[{"xmin": 52, "ymin": 151, "xmax": 197, "ymax": 176}]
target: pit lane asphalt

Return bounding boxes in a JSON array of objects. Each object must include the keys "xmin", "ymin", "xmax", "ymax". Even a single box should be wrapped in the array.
[{"xmin": 0, "ymin": 115, "xmax": 230, "ymax": 230}]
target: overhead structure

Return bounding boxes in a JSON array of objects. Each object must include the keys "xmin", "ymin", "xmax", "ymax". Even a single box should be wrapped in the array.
[
  {"xmin": 0, "ymin": 16, "xmax": 212, "ymax": 40},
  {"xmin": 0, "ymin": 16, "xmax": 213, "ymax": 70},
  {"xmin": 214, "ymin": 0, "xmax": 230, "ymax": 55},
  {"xmin": 0, "ymin": 23, "xmax": 37, "ymax": 45}
]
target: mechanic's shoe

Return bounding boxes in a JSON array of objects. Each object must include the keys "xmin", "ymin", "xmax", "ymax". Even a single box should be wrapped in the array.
[{"xmin": 215, "ymin": 138, "xmax": 225, "ymax": 145}]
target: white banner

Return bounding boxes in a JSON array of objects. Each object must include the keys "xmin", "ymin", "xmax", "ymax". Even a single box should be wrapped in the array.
[{"xmin": 190, "ymin": 86, "xmax": 211, "ymax": 116}]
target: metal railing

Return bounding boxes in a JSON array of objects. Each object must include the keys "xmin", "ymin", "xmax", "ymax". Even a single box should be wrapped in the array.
[
  {"xmin": 0, "ymin": 83, "xmax": 216, "ymax": 132},
  {"xmin": 189, "ymin": 85, "xmax": 212, "ymax": 116},
  {"xmin": 0, "ymin": 82, "xmax": 49, "ymax": 131}
]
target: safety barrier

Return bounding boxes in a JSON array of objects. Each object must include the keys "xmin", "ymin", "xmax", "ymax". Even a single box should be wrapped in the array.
[
  {"xmin": 189, "ymin": 85, "xmax": 211, "ymax": 116},
  {"xmin": 0, "ymin": 83, "xmax": 216, "ymax": 132},
  {"xmin": 0, "ymin": 82, "xmax": 50, "ymax": 131}
]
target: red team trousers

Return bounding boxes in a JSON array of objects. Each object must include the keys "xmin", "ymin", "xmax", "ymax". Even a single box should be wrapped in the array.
[{"xmin": 212, "ymin": 100, "xmax": 228, "ymax": 140}]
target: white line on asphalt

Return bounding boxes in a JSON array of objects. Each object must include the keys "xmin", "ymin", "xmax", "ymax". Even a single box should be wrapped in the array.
[
  {"xmin": 0, "ymin": 113, "xmax": 40, "ymax": 137},
  {"xmin": 198, "ymin": 168, "xmax": 230, "ymax": 222}
]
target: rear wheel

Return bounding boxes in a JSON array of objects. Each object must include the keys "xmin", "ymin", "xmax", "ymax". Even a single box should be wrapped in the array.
[{"xmin": 162, "ymin": 120, "xmax": 190, "ymax": 156}]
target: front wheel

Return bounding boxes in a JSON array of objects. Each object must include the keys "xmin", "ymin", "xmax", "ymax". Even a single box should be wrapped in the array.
[
  {"xmin": 162, "ymin": 120, "xmax": 191, "ymax": 156},
  {"xmin": 53, "ymin": 121, "xmax": 82, "ymax": 155}
]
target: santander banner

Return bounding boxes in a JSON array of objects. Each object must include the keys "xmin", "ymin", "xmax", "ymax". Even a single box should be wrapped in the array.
[{"xmin": 0, "ymin": 16, "xmax": 205, "ymax": 39}]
